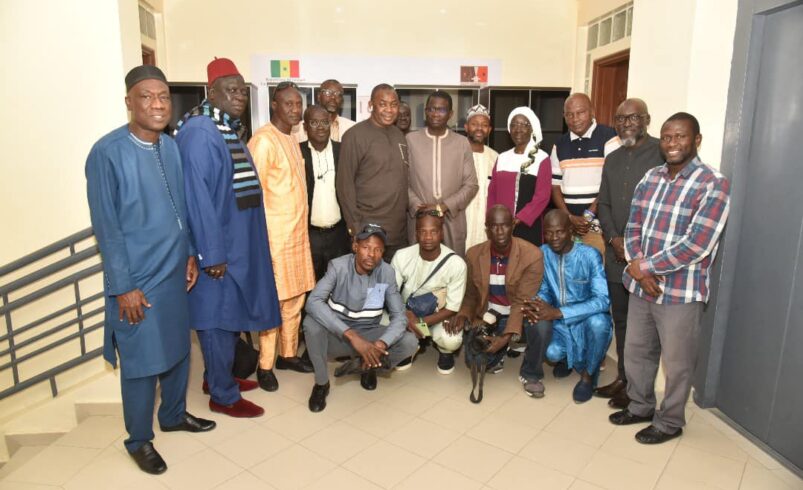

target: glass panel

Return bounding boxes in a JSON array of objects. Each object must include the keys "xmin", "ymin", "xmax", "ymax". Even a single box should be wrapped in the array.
[
  {"xmin": 627, "ymin": 7, "xmax": 633, "ymax": 36},
  {"xmin": 587, "ymin": 23, "xmax": 599, "ymax": 50},
  {"xmin": 599, "ymin": 18, "xmax": 612, "ymax": 46},
  {"xmin": 585, "ymin": 54, "xmax": 591, "ymax": 78},
  {"xmin": 532, "ymin": 92, "xmax": 568, "ymax": 132},
  {"xmin": 341, "ymin": 87, "xmax": 357, "ymax": 120},
  {"xmin": 612, "ymin": 11, "xmax": 627, "ymax": 41}
]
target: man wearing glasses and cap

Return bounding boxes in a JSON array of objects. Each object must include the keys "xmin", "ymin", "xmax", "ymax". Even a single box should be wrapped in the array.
[
  {"xmin": 293, "ymin": 79, "xmax": 356, "ymax": 143},
  {"xmin": 302, "ymin": 224, "xmax": 418, "ymax": 412}
]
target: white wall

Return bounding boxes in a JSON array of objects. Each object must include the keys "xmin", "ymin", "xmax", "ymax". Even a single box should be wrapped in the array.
[
  {"xmin": 628, "ymin": 0, "xmax": 738, "ymax": 167},
  {"xmin": 162, "ymin": 0, "xmax": 578, "ymax": 87},
  {"xmin": 0, "ymin": 0, "xmax": 142, "ymax": 419},
  {"xmin": 0, "ymin": 0, "xmax": 141, "ymax": 264}
]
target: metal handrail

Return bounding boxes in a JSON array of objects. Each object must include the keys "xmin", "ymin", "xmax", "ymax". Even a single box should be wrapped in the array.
[{"xmin": 0, "ymin": 227, "xmax": 105, "ymax": 399}]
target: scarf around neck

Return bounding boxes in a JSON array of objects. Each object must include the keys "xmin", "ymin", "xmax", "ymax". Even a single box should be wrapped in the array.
[{"xmin": 175, "ymin": 101, "xmax": 261, "ymax": 210}]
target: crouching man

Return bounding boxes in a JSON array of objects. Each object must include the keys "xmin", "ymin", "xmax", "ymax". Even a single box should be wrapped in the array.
[
  {"xmin": 303, "ymin": 224, "xmax": 418, "ymax": 412},
  {"xmin": 523, "ymin": 209, "xmax": 611, "ymax": 404}
]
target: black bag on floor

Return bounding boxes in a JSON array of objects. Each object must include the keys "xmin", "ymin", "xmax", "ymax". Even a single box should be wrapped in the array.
[{"xmin": 232, "ymin": 332, "xmax": 258, "ymax": 379}]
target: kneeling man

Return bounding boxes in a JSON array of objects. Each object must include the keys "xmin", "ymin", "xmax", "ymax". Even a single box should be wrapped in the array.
[
  {"xmin": 523, "ymin": 209, "xmax": 611, "ymax": 403},
  {"xmin": 303, "ymin": 224, "xmax": 418, "ymax": 412}
]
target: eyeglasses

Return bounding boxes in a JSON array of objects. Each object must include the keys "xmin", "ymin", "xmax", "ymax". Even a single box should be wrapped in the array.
[
  {"xmin": 320, "ymin": 89, "xmax": 343, "ymax": 97},
  {"xmin": 425, "ymin": 107, "xmax": 450, "ymax": 115},
  {"xmin": 308, "ymin": 119, "xmax": 331, "ymax": 129},
  {"xmin": 509, "ymin": 121, "xmax": 532, "ymax": 130},
  {"xmin": 614, "ymin": 113, "xmax": 647, "ymax": 124},
  {"xmin": 415, "ymin": 209, "xmax": 444, "ymax": 219}
]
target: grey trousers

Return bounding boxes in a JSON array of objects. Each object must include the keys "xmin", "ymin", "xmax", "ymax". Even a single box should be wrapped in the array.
[
  {"xmin": 303, "ymin": 316, "xmax": 419, "ymax": 385},
  {"xmin": 624, "ymin": 295, "xmax": 703, "ymax": 434}
]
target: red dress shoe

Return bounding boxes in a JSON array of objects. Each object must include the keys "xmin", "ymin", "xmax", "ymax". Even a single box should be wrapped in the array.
[
  {"xmin": 202, "ymin": 378, "xmax": 258, "ymax": 394},
  {"xmin": 209, "ymin": 398, "xmax": 265, "ymax": 418}
]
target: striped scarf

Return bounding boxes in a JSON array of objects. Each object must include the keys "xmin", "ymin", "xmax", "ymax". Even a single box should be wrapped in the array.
[{"xmin": 175, "ymin": 101, "xmax": 261, "ymax": 210}]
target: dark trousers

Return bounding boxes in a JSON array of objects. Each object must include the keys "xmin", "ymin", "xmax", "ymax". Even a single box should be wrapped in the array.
[
  {"xmin": 486, "ymin": 316, "xmax": 552, "ymax": 381},
  {"xmin": 520, "ymin": 320, "xmax": 553, "ymax": 381},
  {"xmin": 120, "ymin": 353, "xmax": 189, "ymax": 453},
  {"xmin": 309, "ymin": 220, "xmax": 351, "ymax": 281},
  {"xmin": 196, "ymin": 328, "xmax": 240, "ymax": 406},
  {"xmin": 303, "ymin": 316, "xmax": 418, "ymax": 385},
  {"xmin": 608, "ymin": 281, "xmax": 630, "ymax": 381}
]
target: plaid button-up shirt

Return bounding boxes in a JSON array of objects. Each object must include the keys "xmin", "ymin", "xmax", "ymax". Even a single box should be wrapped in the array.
[{"xmin": 624, "ymin": 157, "xmax": 730, "ymax": 304}]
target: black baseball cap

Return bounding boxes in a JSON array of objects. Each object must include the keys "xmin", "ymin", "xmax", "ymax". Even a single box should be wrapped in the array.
[{"xmin": 355, "ymin": 223, "xmax": 387, "ymax": 243}]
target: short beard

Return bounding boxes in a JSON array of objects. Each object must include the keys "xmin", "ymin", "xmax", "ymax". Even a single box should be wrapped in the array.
[
  {"xmin": 620, "ymin": 129, "xmax": 645, "ymax": 148},
  {"xmin": 468, "ymin": 134, "xmax": 486, "ymax": 145}
]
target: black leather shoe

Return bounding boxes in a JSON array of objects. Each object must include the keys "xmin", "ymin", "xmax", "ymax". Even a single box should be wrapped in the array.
[
  {"xmin": 276, "ymin": 356, "xmax": 314, "ymax": 373},
  {"xmin": 160, "ymin": 412, "xmax": 216, "ymax": 433},
  {"xmin": 594, "ymin": 379, "xmax": 626, "ymax": 398},
  {"xmin": 129, "ymin": 442, "xmax": 167, "ymax": 475},
  {"xmin": 636, "ymin": 425, "xmax": 683, "ymax": 444},
  {"xmin": 308, "ymin": 382, "xmax": 330, "ymax": 412},
  {"xmin": 609, "ymin": 409, "xmax": 654, "ymax": 426},
  {"xmin": 257, "ymin": 368, "xmax": 279, "ymax": 392},
  {"xmin": 608, "ymin": 390, "xmax": 631, "ymax": 409},
  {"xmin": 360, "ymin": 370, "xmax": 377, "ymax": 391}
]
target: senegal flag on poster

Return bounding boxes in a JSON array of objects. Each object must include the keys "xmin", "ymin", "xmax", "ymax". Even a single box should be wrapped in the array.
[{"xmin": 270, "ymin": 60, "xmax": 300, "ymax": 78}]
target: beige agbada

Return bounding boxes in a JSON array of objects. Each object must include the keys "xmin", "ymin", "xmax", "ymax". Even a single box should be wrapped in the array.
[{"xmin": 248, "ymin": 123, "xmax": 315, "ymax": 366}]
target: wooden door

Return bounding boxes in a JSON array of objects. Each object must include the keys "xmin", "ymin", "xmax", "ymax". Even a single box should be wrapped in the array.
[{"xmin": 591, "ymin": 50, "xmax": 629, "ymax": 126}]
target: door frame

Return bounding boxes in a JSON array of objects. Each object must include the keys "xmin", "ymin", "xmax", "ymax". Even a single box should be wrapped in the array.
[
  {"xmin": 590, "ymin": 49, "xmax": 630, "ymax": 126},
  {"xmin": 694, "ymin": 0, "xmax": 803, "ymax": 475}
]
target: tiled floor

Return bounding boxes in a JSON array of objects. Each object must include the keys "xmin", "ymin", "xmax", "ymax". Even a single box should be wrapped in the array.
[{"xmin": 1, "ymin": 345, "xmax": 801, "ymax": 490}]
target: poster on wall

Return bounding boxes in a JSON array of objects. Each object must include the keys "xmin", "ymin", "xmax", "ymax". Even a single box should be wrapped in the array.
[{"xmin": 251, "ymin": 54, "xmax": 501, "ymax": 125}]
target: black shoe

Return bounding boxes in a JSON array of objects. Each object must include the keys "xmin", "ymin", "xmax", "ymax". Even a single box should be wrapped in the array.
[
  {"xmin": 360, "ymin": 370, "xmax": 377, "ymax": 390},
  {"xmin": 257, "ymin": 368, "xmax": 279, "ymax": 392},
  {"xmin": 636, "ymin": 425, "xmax": 683, "ymax": 444},
  {"xmin": 437, "ymin": 352, "xmax": 455, "ymax": 374},
  {"xmin": 506, "ymin": 349, "xmax": 522, "ymax": 358},
  {"xmin": 160, "ymin": 412, "xmax": 216, "ymax": 433},
  {"xmin": 275, "ymin": 356, "xmax": 314, "ymax": 373},
  {"xmin": 608, "ymin": 390, "xmax": 631, "ymax": 409},
  {"xmin": 609, "ymin": 409, "xmax": 654, "ymax": 426},
  {"xmin": 553, "ymin": 361, "xmax": 572, "ymax": 378},
  {"xmin": 394, "ymin": 356, "xmax": 413, "ymax": 371},
  {"xmin": 308, "ymin": 382, "xmax": 330, "ymax": 412},
  {"xmin": 129, "ymin": 442, "xmax": 167, "ymax": 475},
  {"xmin": 594, "ymin": 379, "xmax": 627, "ymax": 398}
]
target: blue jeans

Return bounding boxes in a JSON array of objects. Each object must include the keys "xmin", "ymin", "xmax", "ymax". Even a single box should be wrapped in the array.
[{"xmin": 486, "ymin": 316, "xmax": 553, "ymax": 381}]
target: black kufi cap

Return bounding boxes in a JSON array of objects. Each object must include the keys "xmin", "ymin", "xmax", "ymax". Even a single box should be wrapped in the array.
[{"xmin": 125, "ymin": 65, "xmax": 168, "ymax": 91}]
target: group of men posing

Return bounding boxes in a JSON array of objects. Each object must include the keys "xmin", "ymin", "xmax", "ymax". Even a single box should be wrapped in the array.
[{"xmin": 85, "ymin": 58, "xmax": 730, "ymax": 475}]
